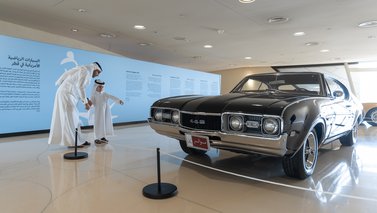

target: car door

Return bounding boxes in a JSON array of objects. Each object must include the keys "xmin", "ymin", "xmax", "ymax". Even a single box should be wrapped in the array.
[{"xmin": 325, "ymin": 77, "xmax": 354, "ymax": 137}]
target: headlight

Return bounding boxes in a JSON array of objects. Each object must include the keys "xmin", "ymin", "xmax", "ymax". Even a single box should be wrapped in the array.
[
  {"xmin": 172, "ymin": 110, "xmax": 180, "ymax": 123},
  {"xmin": 229, "ymin": 115, "xmax": 244, "ymax": 131},
  {"xmin": 162, "ymin": 112, "xmax": 171, "ymax": 120},
  {"xmin": 262, "ymin": 118, "xmax": 279, "ymax": 134},
  {"xmin": 154, "ymin": 109, "xmax": 163, "ymax": 121}
]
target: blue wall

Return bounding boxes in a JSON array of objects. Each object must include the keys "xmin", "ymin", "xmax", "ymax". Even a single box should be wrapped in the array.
[{"xmin": 0, "ymin": 35, "xmax": 220, "ymax": 134}]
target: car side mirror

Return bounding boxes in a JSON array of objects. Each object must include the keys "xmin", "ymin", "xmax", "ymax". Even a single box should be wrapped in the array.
[{"xmin": 333, "ymin": 90, "xmax": 343, "ymax": 98}]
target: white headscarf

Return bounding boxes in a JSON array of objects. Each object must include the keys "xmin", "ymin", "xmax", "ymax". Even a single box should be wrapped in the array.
[{"xmin": 91, "ymin": 79, "xmax": 105, "ymax": 98}]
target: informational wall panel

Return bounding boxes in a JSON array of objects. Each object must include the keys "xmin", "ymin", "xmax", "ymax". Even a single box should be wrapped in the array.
[{"xmin": 0, "ymin": 35, "xmax": 220, "ymax": 134}]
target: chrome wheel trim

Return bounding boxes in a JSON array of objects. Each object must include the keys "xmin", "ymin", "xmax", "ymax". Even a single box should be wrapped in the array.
[
  {"xmin": 371, "ymin": 111, "xmax": 377, "ymax": 122},
  {"xmin": 304, "ymin": 132, "xmax": 317, "ymax": 171}
]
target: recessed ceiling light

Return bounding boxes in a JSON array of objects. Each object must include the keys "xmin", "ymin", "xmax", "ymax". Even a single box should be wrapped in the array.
[
  {"xmin": 138, "ymin": 42, "xmax": 152, "ymax": 46},
  {"xmin": 217, "ymin": 29, "xmax": 225, "ymax": 34},
  {"xmin": 267, "ymin": 16, "xmax": 289, "ymax": 24},
  {"xmin": 204, "ymin": 44, "xmax": 213, "ymax": 48},
  {"xmin": 320, "ymin": 49, "xmax": 330, "ymax": 53},
  {"xmin": 71, "ymin": 28, "xmax": 79, "ymax": 32},
  {"xmin": 77, "ymin": 8, "xmax": 87, "ymax": 13},
  {"xmin": 173, "ymin": 36, "xmax": 190, "ymax": 42},
  {"xmin": 358, "ymin": 20, "xmax": 377, "ymax": 28},
  {"xmin": 305, "ymin": 42, "xmax": 319, "ymax": 46},
  {"xmin": 134, "ymin": 25, "xmax": 146, "ymax": 30},
  {"xmin": 239, "ymin": 0, "xmax": 256, "ymax": 3},
  {"xmin": 244, "ymin": 56, "xmax": 252, "ymax": 60},
  {"xmin": 293, "ymin": 32, "xmax": 305, "ymax": 36},
  {"xmin": 99, "ymin": 33, "xmax": 116, "ymax": 38}
]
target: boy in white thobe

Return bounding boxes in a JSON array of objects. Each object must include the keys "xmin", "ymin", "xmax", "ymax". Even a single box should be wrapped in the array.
[
  {"xmin": 89, "ymin": 79, "xmax": 124, "ymax": 144},
  {"xmin": 48, "ymin": 62, "xmax": 102, "ymax": 146}
]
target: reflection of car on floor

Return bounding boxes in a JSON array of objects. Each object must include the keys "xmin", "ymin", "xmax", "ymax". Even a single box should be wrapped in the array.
[
  {"xmin": 362, "ymin": 103, "xmax": 377, "ymax": 126},
  {"xmin": 148, "ymin": 72, "xmax": 363, "ymax": 179},
  {"xmin": 310, "ymin": 146, "xmax": 361, "ymax": 202}
]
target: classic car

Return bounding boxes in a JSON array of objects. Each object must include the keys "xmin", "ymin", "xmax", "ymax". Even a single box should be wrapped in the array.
[
  {"xmin": 148, "ymin": 72, "xmax": 363, "ymax": 179},
  {"xmin": 362, "ymin": 103, "xmax": 377, "ymax": 126}
]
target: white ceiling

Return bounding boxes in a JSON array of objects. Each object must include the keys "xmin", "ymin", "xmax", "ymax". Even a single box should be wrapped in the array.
[{"xmin": 0, "ymin": 0, "xmax": 376, "ymax": 72}]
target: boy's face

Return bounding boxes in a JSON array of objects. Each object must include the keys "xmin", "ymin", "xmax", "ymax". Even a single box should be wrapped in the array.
[{"xmin": 96, "ymin": 85, "xmax": 104, "ymax": 92}]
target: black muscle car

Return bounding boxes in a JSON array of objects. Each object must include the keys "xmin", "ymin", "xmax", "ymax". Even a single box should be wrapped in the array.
[{"xmin": 148, "ymin": 72, "xmax": 363, "ymax": 179}]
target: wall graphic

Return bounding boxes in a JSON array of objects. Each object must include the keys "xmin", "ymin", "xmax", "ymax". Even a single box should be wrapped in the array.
[{"xmin": 0, "ymin": 35, "xmax": 221, "ymax": 134}]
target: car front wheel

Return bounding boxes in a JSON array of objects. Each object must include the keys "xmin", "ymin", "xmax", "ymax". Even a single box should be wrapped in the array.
[{"xmin": 282, "ymin": 130, "xmax": 318, "ymax": 179}]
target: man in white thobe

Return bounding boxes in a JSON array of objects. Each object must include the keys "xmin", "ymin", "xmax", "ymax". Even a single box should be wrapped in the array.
[
  {"xmin": 48, "ymin": 62, "xmax": 102, "ymax": 146},
  {"xmin": 89, "ymin": 79, "xmax": 124, "ymax": 144}
]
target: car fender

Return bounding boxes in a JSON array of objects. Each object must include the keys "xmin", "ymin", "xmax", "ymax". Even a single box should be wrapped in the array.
[{"xmin": 281, "ymin": 98, "xmax": 326, "ymax": 155}]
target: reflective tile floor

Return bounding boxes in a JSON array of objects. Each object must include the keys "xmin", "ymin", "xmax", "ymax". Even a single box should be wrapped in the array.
[{"xmin": 0, "ymin": 123, "xmax": 377, "ymax": 213}]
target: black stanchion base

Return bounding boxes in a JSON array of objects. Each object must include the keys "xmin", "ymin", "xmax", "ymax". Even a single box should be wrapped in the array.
[
  {"xmin": 142, "ymin": 183, "xmax": 177, "ymax": 199},
  {"xmin": 63, "ymin": 152, "xmax": 88, "ymax": 160}
]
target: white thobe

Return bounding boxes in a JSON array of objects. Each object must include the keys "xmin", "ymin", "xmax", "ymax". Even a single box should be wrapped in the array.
[
  {"xmin": 48, "ymin": 64, "xmax": 94, "ymax": 146},
  {"xmin": 90, "ymin": 91, "xmax": 122, "ymax": 139}
]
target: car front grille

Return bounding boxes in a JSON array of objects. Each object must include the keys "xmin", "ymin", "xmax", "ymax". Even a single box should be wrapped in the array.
[{"xmin": 181, "ymin": 112, "xmax": 221, "ymax": 131}]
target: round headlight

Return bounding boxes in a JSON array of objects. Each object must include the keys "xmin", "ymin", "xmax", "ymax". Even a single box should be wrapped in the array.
[
  {"xmin": 229, "ymin": 115, "xmax": 244, "ymax": 131},
  {"xmin": 154, "ymin": 109, "xmax": 163, "ymax": 121},
  {"xmin": 172, "ymin": 110, "xmax": 180, "ymax": 123},
  {"xmin": 263, "ymin": 118, "xmax": 279, "ymax": 134},
  {"xmin": 162, "ymin": 111, "xmax": 171, "ymax": 120}
]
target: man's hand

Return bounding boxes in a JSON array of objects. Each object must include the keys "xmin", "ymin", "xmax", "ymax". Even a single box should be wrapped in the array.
[
  {"xmin": 119, "ymin": 100, "xmax": 124, "ymax": 105},
  {"xmin": 85, "ymin": 103, "xmax": 91, "ymax": 110}
]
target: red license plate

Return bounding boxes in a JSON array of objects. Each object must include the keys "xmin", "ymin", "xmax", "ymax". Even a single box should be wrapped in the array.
[{"xmin": 185, "ymin": 134, "xmax": 209, "ymax": 151}]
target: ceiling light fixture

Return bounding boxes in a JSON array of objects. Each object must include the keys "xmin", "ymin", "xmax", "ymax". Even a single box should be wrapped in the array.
[
  {"xmin": 358, "ymin": 20, "xmax": 377, "ymax": 28},
  {"xmin": 77, "ymin": 8, "xmax": 87, "ymax": 13},
  {"xmin": 244, "ymin": 56, "xmax": 252, "ymax": 59},
  {"xmin": 293, "ymin": 32, "xmax": 305, "ymax": 36},
  {"xmin": 173, "ymin": 36, "xmax": 189, "ymax": 42},
  {"xmin": 267, "ymin": 16, "xmax": 289, "ymax": 24},
  {"xmin": 320, "ymin": 49, "xmax": 330, "ymax": 53},
  {"xmin": 204, "ymin": 44, "xmax": 213, "ymax": 48},
  {"xmin": 217, "ymin": 29, "xmax": 225, "ymax": 34},
  {"xmin": 71, "ymin": 28, "xmax": 79, "ymax": 32},
  {"xmin": 134, "ymin": 25, "xmax": 146, "ymax": 30},
  {"xmin": 138, "ymin": 42, "xmax": 152, "ymax": 46},
  {"xmin": 239, "ymin": 0, "xmax": 256, "ymax": 3},
  {"xmin": 305, "ymin": 42, "xmax": 319, "ymax": 46},
  {"xmin": 99, "ymin": 33, "xmax": 116, "ymax": 38}
]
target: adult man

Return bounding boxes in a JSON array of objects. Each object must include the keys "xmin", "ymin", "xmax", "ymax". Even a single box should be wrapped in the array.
[{"xmin": 48, "ymin": 62, "xmax": 102, "ymax": 146}]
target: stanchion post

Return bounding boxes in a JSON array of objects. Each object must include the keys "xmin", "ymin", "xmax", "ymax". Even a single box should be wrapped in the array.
[
  {"xmin": 64, "ymin": 128, "xmax": 88, "ymax": 160},
  {"xmin": 157, "ymin": 148, "xmax": 161, "ymax": 192},
  {"xmin": 142, "ymin": 148, "xmax": 177, "ymax": 199}
]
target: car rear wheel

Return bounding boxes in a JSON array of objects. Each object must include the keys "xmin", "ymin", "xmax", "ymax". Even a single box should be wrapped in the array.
[
  {"xmin": 282, "ymin": 130, "xmax": 318, "ymax": 179},
  {"xmin": 339, "ymin": 123, "xmax": 358, "ymax": 146},
  {"xmin": 366, "ymin": 108, "xmax": 377, "ymax": 126},
  {"xmin": 179, "ymin": 140, "xmax": 207, "ymax": 155}
]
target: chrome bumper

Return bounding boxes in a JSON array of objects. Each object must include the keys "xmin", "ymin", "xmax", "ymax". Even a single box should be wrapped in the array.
[{"xmin": 148, "ymin": 120, "xmax": 288, "ymax": 156}]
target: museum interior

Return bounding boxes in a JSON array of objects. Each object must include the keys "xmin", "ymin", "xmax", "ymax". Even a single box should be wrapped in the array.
[{"xmin": 0, "ymin": 0, "xmax": 377, "ymax": 212}]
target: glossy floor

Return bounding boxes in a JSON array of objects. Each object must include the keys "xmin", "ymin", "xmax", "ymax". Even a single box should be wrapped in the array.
[{"xmin": 0, "ymin": 123, "xmax": 377, "ymax": 213}]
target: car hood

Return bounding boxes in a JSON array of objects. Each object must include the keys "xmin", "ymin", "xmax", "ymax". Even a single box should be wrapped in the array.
[{"xmin": 154, "ymin": 92, "xmax": 313, "ymax": 116}]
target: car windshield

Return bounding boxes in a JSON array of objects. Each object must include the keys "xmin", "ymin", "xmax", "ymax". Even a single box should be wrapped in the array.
[{"xmin": 232, "ymin": 73, "xmax": 323, "ymax": 96}]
